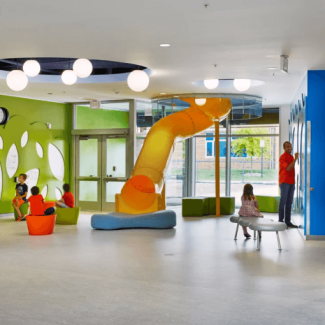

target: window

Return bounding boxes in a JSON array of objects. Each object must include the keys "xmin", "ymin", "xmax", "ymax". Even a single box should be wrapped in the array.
[{"xmin": 205, "ymin": 133, "xmax": 226, "ymax": 158}]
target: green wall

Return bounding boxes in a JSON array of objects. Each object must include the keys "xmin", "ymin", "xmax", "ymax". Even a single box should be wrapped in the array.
[
  {"xmin": 76, "ymin": 106, "xmax": 129, "ymax": 129},
  {"xmin": 0, "ymin": 95, "xmax": 72, "ymax": 214}
]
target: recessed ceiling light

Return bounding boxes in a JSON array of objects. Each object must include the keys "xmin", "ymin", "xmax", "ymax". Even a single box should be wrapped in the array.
[
  {"xmin": 160, "ymin": 44, "xmax": 171, "ymax": 47},
  {"xmin": 268, "ymin": 67, "xmax": 277, "ymax": 70},
  {"xmin": 160, "ymin": 92, "xmax": 166, "ymax": 95},
  {"xmin": 174, "ymin": 95, "xmax": 179, "ymax": 97}
]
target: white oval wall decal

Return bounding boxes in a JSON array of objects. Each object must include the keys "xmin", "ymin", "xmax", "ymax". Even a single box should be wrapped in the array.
[
  {"xmin": 36, "ymin": 142, "xmax": 44, "ymax": 158},
  {"xmin": 0, "ymin": 162, "xmax": 2, "ymax": 200},
  {"xmin": 25, "ymin": 169, "xmax": 40, "ymax": 198},
  {"xmin": 6, "ymin": 144, "xmax": 19, "ymax": 178},
  {"xmin": 41, "ymin": 185, "xmax": 48, "ymax": 199},
  {"xmin": 55, "ymin": 187, "xmax": 62, "ymax": 200},
  {"xmin": 48, "ymin": 144, "xmax": 64, "ymax": 181},
  {"xmin": 0, "ymin": 136, "xmax": 3, "ymax": 149},
  {"xmin": 21, "ymin": 131, "xmax": 28, "ymax": 148}
]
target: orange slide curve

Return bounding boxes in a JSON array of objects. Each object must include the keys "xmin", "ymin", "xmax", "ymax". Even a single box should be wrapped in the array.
[{"xmin": 116, "ymin": 97, "xmax": 232, "ymax": 214}]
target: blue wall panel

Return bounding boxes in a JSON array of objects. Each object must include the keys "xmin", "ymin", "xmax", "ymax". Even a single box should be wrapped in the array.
[{"xmin": 307, "ymin": 71, "xmax": 325, "ymax": 236}]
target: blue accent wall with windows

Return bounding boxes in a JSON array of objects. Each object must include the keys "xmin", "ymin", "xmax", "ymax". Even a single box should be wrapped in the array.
[
  {"xmin": 290, "ymin": 71, "xmax": 325, "ymax": 238},
  {"xmin": 306, "ymin": 71, "xmax": 325, "ymax": 237}
]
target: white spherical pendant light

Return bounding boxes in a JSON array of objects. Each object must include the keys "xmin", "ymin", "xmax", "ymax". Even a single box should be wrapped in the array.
[
  {"xmin": 6, "ymin": 70, "xmax": 28, "ymax": 91},
  {"xmin": 195, "ymin": 98, "xmax": 207, "ymax": 106},
  {"xmin": 73, "ymin": 58, "xmax": 93, "ymax": 78},
  {"xmin": 127, "ymin": 70, "xmax": 149, "ymax": 92},
  {"xmin": 233, "ymin": 79, "xmax": 251, "ymax": 92},
  {"xmin": 204, "ymin": 79, "xmax": 219, "ymax": 89},
  {"xmin": 61, "ymin": 70, "xmax": 77, "ymax": 85},
  {"xmin": 23, "ymin": 60, "xmax": 41, "ymax": 77}
]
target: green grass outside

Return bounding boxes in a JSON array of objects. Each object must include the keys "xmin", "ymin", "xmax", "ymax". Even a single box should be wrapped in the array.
[{"xmin": 169, "ymin": 169, "xmax": 277, "ymax": 182}]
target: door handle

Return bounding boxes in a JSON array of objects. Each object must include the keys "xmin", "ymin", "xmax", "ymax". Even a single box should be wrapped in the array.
[{"xmin": 310, "ymin": 187, "xmax": 314, "ymax": 191}]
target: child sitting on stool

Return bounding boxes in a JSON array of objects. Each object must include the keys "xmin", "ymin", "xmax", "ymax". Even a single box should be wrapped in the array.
[
  {"xmin": 18, "ymin": 186, "xmax": 56, "ymax": 221},
  {"xmin": 238, "ymin": 184, "xmax": 263, "ymax": 238},
  {"xmin": 12, "ymin": 173, "xmax": 28, "ymax": 220},
  {"xmin": 55, "ymin": 184, "xmax": 74, "ymax": 208}
]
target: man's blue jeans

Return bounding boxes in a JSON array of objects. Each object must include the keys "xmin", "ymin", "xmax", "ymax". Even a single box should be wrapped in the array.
[{"xmin": 279, "ymin": 183, "xmax": 295, "ymax": 223}]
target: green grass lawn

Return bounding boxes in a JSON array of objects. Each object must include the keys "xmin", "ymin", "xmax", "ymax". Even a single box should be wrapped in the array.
[{"xmin": 169, "ymin": 169, "xmax": 277, "ymax": 182}]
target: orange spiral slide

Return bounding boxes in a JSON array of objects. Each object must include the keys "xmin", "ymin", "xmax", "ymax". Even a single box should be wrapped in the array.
[{"xmin": 115, "ymin": 97, "xmax": 232, "ymax": 214}]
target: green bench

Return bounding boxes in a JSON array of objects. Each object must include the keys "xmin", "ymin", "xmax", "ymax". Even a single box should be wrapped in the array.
[
  {"xmin": 182, "ymin": 197, "xmax": 235, "ymax": 217},
  {"xmin": 56, "ymin": 207, "xmax": 80, "ymax": 225},
  {"xmin": 255, "ymin": 196, "xmax": 280, "ymax": 213}
]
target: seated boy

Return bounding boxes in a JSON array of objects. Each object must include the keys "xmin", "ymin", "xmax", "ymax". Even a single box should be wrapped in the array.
[
  {"xmin": 18, "ymin": 186, "xmax": 56, "ymax": 221},
  {"xmin": 56, "ymin": 184, "xmax": 74, "ymax": 208},
  {"xmin": 12, "ymin": 173, "xmax": 28, "ymax": 219}
]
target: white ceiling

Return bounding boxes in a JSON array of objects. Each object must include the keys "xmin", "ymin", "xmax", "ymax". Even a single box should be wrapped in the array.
[{"xmin": 0, "ymin": 0, "xmax": 324, "ymax": 106}]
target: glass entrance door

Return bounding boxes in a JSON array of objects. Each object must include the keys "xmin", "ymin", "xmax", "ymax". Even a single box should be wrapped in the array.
[
  {"xmin": 76, "ymin": 134, "xmax": 127, "ymax": 211},
  {"xmin": 102, "ymin": 136, "xmax": 127, "ymax": 211}
]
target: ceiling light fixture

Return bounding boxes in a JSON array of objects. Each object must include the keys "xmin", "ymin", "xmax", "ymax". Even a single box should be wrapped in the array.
[
  {"xmin": 61, "ymin": 70, "xmax": 77, "ymax": 85},
  {"xmin": 233, "ymin": 79, "xmax": 251, "ymax": 92},
  {"xmin": 6, "ymin": 70, "xmax": 28, "ymax": 91},
  {"xmin": 73, "ymin": 58, "xmax": 93, "ymax": 78},
  {"xmin": 160, "ymin": 93, "xmax": 166, "ymax": 95},
  {"xmin": 160, "ymin": 44, "xmax": 171, "ymax": 47},
  {"xmin": 127, "ymin": 70, "xmax": 149, "ymax": 92},
  {"xmin": 268, "ymin": 67, "xmax": 277, "ymax": 70},
  {"xmin": 195, "ymin": 98, "xmax": 206, "ymax": 106},
  {"xmin": 204, "ymin": 79, "xmax": 219, "ymax": 89},
  {"xmin": 23, "ymin": 60, "xmax": 41, "ymax": 77}
]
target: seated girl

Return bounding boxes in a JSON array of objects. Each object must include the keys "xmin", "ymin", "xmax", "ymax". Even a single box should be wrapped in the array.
[{"xmin": 238, "ymin": 183, "xmax": 263, "ymax": 238}]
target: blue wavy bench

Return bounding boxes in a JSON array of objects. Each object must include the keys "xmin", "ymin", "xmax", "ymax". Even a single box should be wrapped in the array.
[{"xmin": 91, "ymin": 210, "xmax": 177, "ymax": 230}]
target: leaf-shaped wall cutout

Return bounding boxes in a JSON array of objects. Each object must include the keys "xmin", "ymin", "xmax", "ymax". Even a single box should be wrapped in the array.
[
  {"xmin": 55, "ymin": 187, "xmax": 62, "ymax": 200},
  {"xmin": 36, "ymin": 142, "xmax": 44, "ymax": 158},
  {"xmin": 0, "ymin": 162, "xmax": 2, "ymax": 200},
  {"xmin": 6, "ymin": 144, "xmax": 19, "ymax": 178},
  {"xmin": 21, "ymin": 131, "xmax": 28, "ymax": 148},
  {"xmin": 48, "ymin": 144, "xmax": 64, "ymax": 181},
  {"xmin": 41, "ymin": 185, "xmax": 48, "ymax": 199},
  {"xmin": 25, "ymin": 168, "xmax": 40, "ymax": 198},
  {"xmin": 0, "ymin": 136, "xmax": 3, "ymax": 149}
]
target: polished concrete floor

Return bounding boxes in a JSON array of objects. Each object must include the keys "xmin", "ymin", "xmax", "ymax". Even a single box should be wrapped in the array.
[{"xmin": 1, "ymin": 208, "xmax": 325, "ymax": 325}]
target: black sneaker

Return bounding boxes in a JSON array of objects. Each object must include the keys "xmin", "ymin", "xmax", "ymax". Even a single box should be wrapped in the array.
[{"xmin": 286, "ymin": 222, "xmax": 298, "ymax": 228}]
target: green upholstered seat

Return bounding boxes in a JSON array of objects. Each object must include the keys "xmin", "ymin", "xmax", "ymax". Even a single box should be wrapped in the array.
[
  {"xmin": 55, "ymin": 207, "xmax": 80, "ymax": 225},
  {"xmin": 255, "ymin": 196, "xmax": 280, "ymax": 213},
  {"xmin": 14, "ymin": 203, "xmax": 28, "ymax": 220},
  {"xmin": 182, "ymin": 197, "xmax": 209, "ymax": 217},
  {"xmin": 182, "ymin": 197, "xmax": 235, "ymax": 217},
  {"xmin": 208, "ymin": 197, "xmax": 235, "ymax": 215}
]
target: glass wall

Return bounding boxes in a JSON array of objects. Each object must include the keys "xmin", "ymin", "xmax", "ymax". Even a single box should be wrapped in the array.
[
  {"xmin": 165, "ymin": 141, "xmax": 186, "ymax": 199},
  {"xmin": 135, "ymin": 102, "xmax": 280, "ymax": 208},
  {"xmin": 194, "ymin": 130, "xmax": 226, "ymax": 197},
  {"xmin": 230, "ymin": 136, "xmax": 279, "ymax": 207}
]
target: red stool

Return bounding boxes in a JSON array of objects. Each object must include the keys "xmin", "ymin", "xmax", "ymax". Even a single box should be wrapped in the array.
[
  {"xmin": 44, "ymin": 201, "xmax": 55, "ymax": 210},
  {"xmin": 26, "ymin": 214, "xmax": 56, "ymax": 236}
]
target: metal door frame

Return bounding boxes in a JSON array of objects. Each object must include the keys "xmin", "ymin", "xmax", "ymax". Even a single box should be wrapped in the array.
[
  {"xmin": 75, "ymin": 134, "xmax": 102, "ymax": 211},
  {"xmin": 74, "ymin": 130, "xmax": 129, "ymax": 212}
]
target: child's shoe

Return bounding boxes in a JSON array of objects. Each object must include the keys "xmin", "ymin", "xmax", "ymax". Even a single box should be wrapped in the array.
[{"xmin": 244, "ymin": 233, "xmax": 251, "ymax": 238}]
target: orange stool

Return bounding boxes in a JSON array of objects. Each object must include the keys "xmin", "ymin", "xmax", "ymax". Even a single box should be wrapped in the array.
[
  {"xmin": 26, "ymin": 214, "xmax": 56, "ymax": 236},
  {"xmin": 44, "ymin": 201, "xmax": 55, "ymax": 210}
]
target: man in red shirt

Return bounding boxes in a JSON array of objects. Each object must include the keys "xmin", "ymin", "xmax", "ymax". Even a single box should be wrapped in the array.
[{"xmin": 279, "ymin": 141, "xmax": 299, "ymax": 228}]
